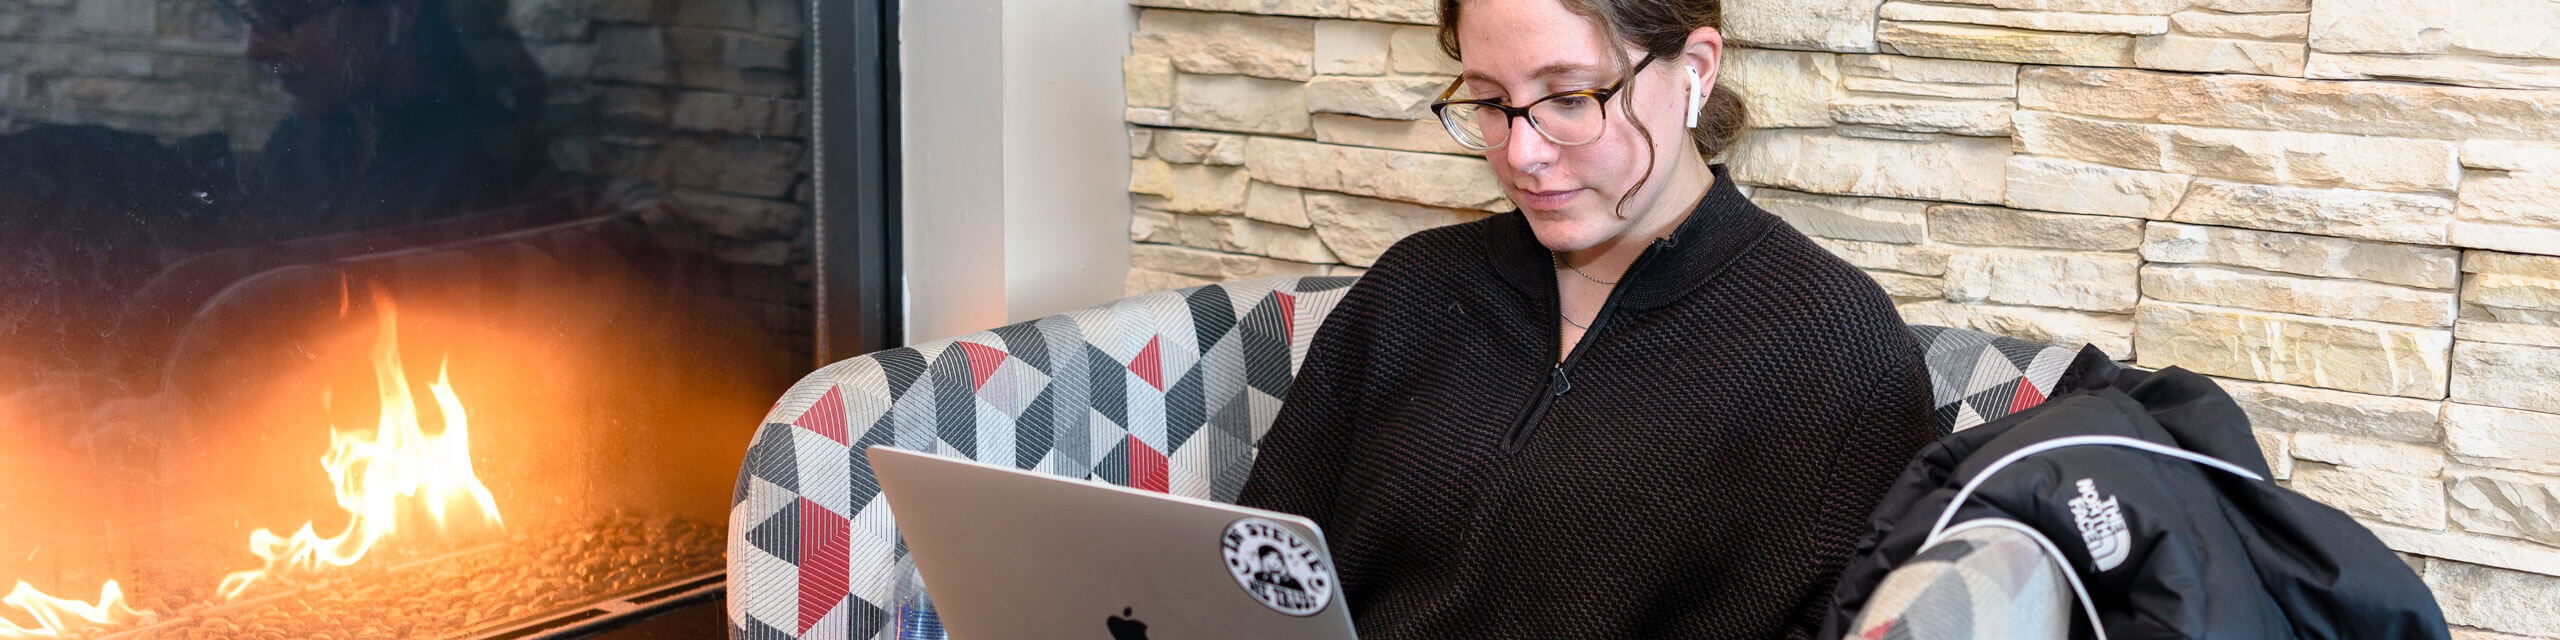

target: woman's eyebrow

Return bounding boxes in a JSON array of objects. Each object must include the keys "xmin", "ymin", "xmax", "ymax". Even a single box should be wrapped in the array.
[{"xmin": 1458, "ymin": 62, "xmax": 1611, "ymax": 89}]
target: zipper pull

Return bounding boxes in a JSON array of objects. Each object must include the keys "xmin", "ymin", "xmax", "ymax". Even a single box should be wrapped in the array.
[{"xmin": 1551, "ymin": 364, "xmax": 1571, "ymax": 397}]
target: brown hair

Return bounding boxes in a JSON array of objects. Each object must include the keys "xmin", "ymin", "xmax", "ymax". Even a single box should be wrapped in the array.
[{"xmin": 1438, "ymin": 0, "xmax": 1750, "ymax": 195}]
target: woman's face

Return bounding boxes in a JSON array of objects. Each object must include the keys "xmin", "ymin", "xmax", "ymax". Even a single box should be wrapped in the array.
[{"xmin": 1453, "ymin": 0, "xmax": 1702, "ymax": 253}]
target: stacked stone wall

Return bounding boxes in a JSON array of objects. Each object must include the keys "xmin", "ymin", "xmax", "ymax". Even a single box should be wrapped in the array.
[
  {"xmin": 0, "ymin": 0, "xmax": 815, "ymax": 366},
  {"xmin": 1122, "ymin": 0, "xmax": 2560, "ymax": 634}
]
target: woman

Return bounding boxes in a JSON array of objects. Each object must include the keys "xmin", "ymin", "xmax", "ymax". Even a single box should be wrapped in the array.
[{"xmin": 1233, "ymin": 0, "xmax": 1939, "ymax": 637}]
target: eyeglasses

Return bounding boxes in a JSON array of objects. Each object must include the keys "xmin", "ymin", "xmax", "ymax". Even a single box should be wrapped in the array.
[{"xmin": 1429, "ymin": 53, "xmax": 1659, "ymax": 151}]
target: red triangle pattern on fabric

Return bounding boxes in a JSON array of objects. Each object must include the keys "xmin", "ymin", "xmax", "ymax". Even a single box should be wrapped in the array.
[
  {"xmin": 793, "ymin": 386, "xmax": 849, "ymax": 445},
  {"xmin": 958, "ymin": 341, "xmax": 1008, "ymax": 391},
  {"xmin": 1860, "ymin": 618, "xmax": 1897, "ymax": 640},
  {"xmin": 1128, "ymin": 336, "xmax": 1164, "ymax": 391},
  {"xmin": 2010, "ymin": 378, "xmax": 2048, "ymax": 415},
  {"xmin": 1274, "ymin": 292, "xmax": 1298, "ymax": 339},
  {"xmin": 1128, "ymin": 434, "xmax": 1169, "ymax": 493},
  {"xmin": 795, "ymin": 497, "xmax": 853, "ymax": 634}
]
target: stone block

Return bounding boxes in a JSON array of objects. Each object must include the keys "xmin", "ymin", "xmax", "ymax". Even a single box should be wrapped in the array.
[
  {"xmin": 1152, "ymin": 130, "xmax": 1247, "ymax": 166},
  {"xmin": 1312, "ymin": 113, "xmax": 1475, "ymax": 155},
  {"xmin": 673, "ymin": 0, "xmax": 753, "ymax": 29},
  {"xmin": 2162, "ymin": 127, "xmax": 2460, "ymax": 194},
  {"xmin": 1827, "ymin": 97, "xmax": 2014, "ymax": 136},
  {"xmin": 2458, "ymin": 169, "xmax": 2560, "ymax": 230},
  {"xmin": 1944, "ymin": 248, "xmax": 2141, "ymax": 312},
  {"xmin": 2308, "ymin": 0, "xmax": 2560, "ymax": 60},
  {"xmin": 2134, "ymin": 34, "xmax": 2306, "ymax": 76},
  {"xmin": 1128, "ymin": 107, "xmax": 1174, "ymax": 127},
  {"xmin": 1306, "ymin": 76, "xmax": 1444, "ymax": 120},
  {"xmin": 2169, "ymin": 10, "xmax": 2310, "ymax": 39},
  {"xmin": 2425, "ymin": 559, "xmax": 2560, "ymax": 637},
  {"xmin": 2143, "ymin": 222, "xmax": 2461, "ymax": 289},
  {"xmin": 1128, "ymin": 0, "xmax": 1435, "ymax": 25},
  {"xmin": 724, "ymin": 34, "xmax": 797, "ymax": 71},
  {"xmin": 1878, "ymin": 21, "xmax": 2136, "ymax": 66},
  {"xmin": 1211, "ymin": 217, "xmax": 1339, "ymax": 263},
  {"xmin": 1927, "ymin": 204, "xmax": 2144, "ymax": 250},
  {"xmin": 671, "ymin": 92, "xmax": 802, "ymax": 136},
  {"xmin": 1843, "ymin": 77, "xmax": 2016, "ymax": 100},
  {"xmin": 2462, "ymin": 252, "xmax": 2560, "ymax": 337},
  {"xmin": 2141, "ymin": 264, "xmax": 2457, "ymax": 326},
  {"xmin": 1302, "ymin": 191, "xmax": 1490, "ymax": 267},
  {"xmin": 1725, "ymin": 0, "xmax": 1884, "ymax": 52},
  {"xmin": 2462, "ymin": 140, "xmax": 2560, "ymax": 173},
  {"xmin": 1388, "ymin": 25, "xmax": 1459, "ymax": 75},
  {"xmin": 1869, "ymin": 271, "xmax": 1947, "ymax": 300},
  {"xmin": 1128, "ymin": 158, "xmax": 1250, "ymax": 214},
  {"xmin": 1314, "ymin": 20, "xmax": 1392, "ymax": 76},
  {"xmin": 1126, "ymin": 54, "xmax": 1175, "ymax": 108},
  {"xmin": 1131, "ymin": 244, "xmax": 1327, "ymax": 281},
  {"xmin": 2445, "ymin": 403, "xmax": 2560, "ymax": 476},
  {"xmin": 1813, "ymin": 238, "xmax": 1952, "ymax": 276},
  {"xmin": 72, "ymin": 0, "xmax": 153, "ymax": 35},
  {"xmin": 1722, "ymin": 48, "xmax": 1843, "ymax": 128},
  {"xmin": 1727, "ymin": 128, "xmax": 2011, "ymax": 204},
  {"xmin": 1840, "ymin": 53, "xmax": 2022, "ymax": 85},
  {"xmin": 1131, "ymin": 208, "xmax": 1176, "ymax": 242},
  {"xmin": 2307, "ymin": 52, "xmax": 2560, "ymax": 92},
  {"xmin": 2218, "ymin": 378, "xmax": 2442, "ymax": 443},
  {"xmin": 2257, "ymin": 429, "xmax": 2295, "ymax": 480},
  {"xmin": 2135, "ymin": 300, "xmax": 2453, "ymax": 398},
  {"xmin": 1131, "ymin": 129, "xmax": 1157, "ymax": 158},
  {"xmin": 2291, "ymin": 464, "xmax": 2447, "ymax": 530},
  {"xmin": 2449, "ymin": 470, "xmax": 2560, "ymax": 548},
  {"xmin": 1879, "ymin": 1, "xmax": 2171, "ymax": 34},
  {"xmin": 1132, "ymin": 9, "xmax": 1316, "ymax": 81},
  {"xmin": 1245, "ymin": 181, "xmax": 1310, "ymax": 228},
  {"xmin": 2194, "ymin": 0, "xmax": 2311, "ymax": 11},
  {"xmin": 2168, "ymin": 179, "xmax": 2455, "ymax": 245},
  {"xmin": 670, "ymin": 191, "xmax": 804, "ymax": 240},
  {"xmin": 1173, "ymin": 73, "xmax": 1311, "ymax": 136},
  {"xmin": 2453, "ymin": 341, "xmax": 2560, "ymax": 415},
  {"xmin": 1897, "ymin": 300, "xmax": 2136, "ymax": 356},
  {"xmin": 1129, "ymin": 268, "xmax": 1216, "ymax": 295},
  {"xmin": 594, "ymin": 26, "xmax": 672, "ymax": 84},
  {"xmin": 2452, "ymin": 222, "xmax": 2560, "ymax": 258},
  {"xmin": 2013, "ymin": 111, "xmax": 2171, "ymax": 172},
  {"xmin": 1756, "ymin": 188, "xmax": 1930, "ymax": 243},
  {"xmin": 2004, "ymin": 155, "xmax": 2190, "ymax": 219},
  {"xmin": 600, "ymin": 87, "xmax": 672, "ymax": 126},
  {"xmin": 1923, "ymin": 0, "xmax": 2193, "ymax": 14},
  {"xmin": 2019, "ymin": 66, "xmax": 2560, "ymax": 141},
  {"xmin": 1245, "ymin": 137, "xmax": 1507, "ymax": 210},
  {"xmin": 2293, "ymin": 432, "xmax": 2445, "ymax": 476}
]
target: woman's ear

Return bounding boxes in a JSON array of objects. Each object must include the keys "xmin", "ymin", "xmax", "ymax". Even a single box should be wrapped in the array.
[{"xmin": 1680, "ymin": 26, "xmax": 1726, "ymax": 96}]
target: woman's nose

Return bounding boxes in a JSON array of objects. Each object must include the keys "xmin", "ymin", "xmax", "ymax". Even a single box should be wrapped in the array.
[{"xmin": 1502, "ymin": 115, "xmax": 1559, "ymax": 175}]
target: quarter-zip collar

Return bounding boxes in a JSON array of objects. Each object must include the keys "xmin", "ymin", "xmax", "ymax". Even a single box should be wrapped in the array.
[{"xmin": 1485, "ymin": 164, "xmax": 1779, "ymax": 313}]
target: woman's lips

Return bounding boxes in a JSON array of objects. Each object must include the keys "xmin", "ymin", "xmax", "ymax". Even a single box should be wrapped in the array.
[{"xmin": 1519, "ymin": 188, "xmax": 1583, "ymax": 210}]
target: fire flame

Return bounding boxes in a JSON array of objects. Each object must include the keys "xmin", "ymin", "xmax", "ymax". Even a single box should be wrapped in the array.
[
  {"xmin": 217, "ymin": 289, "xmax": 504, "ymax": 600},
  {"xmin": 0, "ymin": 580, "xmax": 144, "ymax": 638}
]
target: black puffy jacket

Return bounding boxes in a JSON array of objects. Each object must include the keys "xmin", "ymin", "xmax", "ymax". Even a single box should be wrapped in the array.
[{"xmin": 1819, "ymin": 347, "xmax": 2449, "ymax": 640}]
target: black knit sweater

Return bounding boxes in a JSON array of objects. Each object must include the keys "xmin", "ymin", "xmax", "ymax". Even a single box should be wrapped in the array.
[{"xmin": 1235, "ymin": 167, "xmax": 1938, "ymax": 639}]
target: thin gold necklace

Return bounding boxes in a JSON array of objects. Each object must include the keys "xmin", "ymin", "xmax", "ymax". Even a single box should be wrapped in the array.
[{"xmin": 1551, "ymin": 250, "xmax": 1619, "ymax": 285}]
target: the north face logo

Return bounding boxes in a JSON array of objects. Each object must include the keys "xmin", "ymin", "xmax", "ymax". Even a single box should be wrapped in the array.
[{"xmin": 2069, "ymin": 478, "xmax": 2130, "ymax": 571}]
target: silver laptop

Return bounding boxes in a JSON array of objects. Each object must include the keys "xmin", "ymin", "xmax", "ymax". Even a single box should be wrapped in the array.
[{"xmin": 868, "ymin": 445, "xmax": 1360, "ymax": 640}]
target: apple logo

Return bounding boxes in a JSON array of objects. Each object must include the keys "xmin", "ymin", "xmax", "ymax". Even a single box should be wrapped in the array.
[{"xmin": 1106, "ymin": 607, "xmax": 1149, "ymax": 640}]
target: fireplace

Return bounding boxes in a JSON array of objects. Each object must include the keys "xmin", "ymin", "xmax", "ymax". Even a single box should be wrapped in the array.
[{"xmin": 0, "ymin": 0, "xmax": 892, "ymax": 633}]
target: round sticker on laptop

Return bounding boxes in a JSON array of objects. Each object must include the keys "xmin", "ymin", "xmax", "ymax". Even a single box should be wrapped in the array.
[{"xmin": 1221, "ymin": 517, "xmax": 1333, "ymax": 616}]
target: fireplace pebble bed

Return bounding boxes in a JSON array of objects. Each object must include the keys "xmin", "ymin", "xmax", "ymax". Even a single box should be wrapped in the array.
[{"xmin": 92, "ymin": 512, "xmax": 724, "ymax": 640}]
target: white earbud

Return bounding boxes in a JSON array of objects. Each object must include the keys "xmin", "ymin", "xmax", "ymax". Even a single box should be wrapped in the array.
[{"xmin": 1685, "ymin": 65, "xmax": 1705, "ymax": 129}]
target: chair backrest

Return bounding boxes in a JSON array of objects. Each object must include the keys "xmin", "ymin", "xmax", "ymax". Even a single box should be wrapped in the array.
[
  {"xmin": 726, "ymin": 276, "xmax": 1357, "ymax": 640},
  {"xmin": 723, "ymin": 272, "xmax": 2080, "ymax": 640}
]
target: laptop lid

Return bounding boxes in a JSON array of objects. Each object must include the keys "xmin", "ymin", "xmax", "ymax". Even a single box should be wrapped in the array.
[{"xmin": 867, "ymin": 445, "xmax": 1358, "ymax": 640}]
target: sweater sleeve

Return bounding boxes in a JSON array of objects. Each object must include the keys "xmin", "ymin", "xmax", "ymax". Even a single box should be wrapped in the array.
[
  {"xmin": 1779, "ymin": 296, "xmax": 1940, "ymax": 639},
  {"xmin": 1234, "ymin": 233, "xmax": 1426, "ymax": 528}
]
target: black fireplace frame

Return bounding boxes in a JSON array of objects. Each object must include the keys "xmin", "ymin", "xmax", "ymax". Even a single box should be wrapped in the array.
[{"xmin": 811, "ymin": 0, "xmax": 904, "ymax": 363}]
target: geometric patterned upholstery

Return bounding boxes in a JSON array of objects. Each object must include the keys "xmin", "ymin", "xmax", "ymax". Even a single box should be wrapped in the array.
[
  {"xmin": 1912, "ymin": 325, "xmax": 2081, "ymax": 433},
  {"xmin": 726, "ymin": 276, "xmax": 1357, "ymax": 640},
  {"xmin": 1844, "ymin": 524, "xmax": 2073, "ymax": 640},
  {"xmin": 722, "ymin": 272, "xmax": 2083, "ymax": 639}
]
